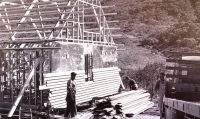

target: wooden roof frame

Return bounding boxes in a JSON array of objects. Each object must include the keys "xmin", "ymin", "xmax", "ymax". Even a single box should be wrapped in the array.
[{"xmin": 0, "ymin": 0, "xmax": 119, "ymax": 47}]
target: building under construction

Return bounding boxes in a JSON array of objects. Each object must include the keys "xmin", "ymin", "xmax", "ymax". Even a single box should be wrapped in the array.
[
  {"xmin": 0, "ymin": 0, "xmax": 155, "ymax": 118},
  {"xmin": 0, "ymin": 0, "xmax": 124, "ymax": 118}
]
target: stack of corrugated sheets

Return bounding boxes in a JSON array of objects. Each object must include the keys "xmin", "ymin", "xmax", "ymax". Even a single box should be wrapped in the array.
[
  {"xmin": 101, "ymin": 90, "xmax": 154, "ymax": 116},
  {"xmin": 41, "ymin": 67, "xmax": 122, "ymax": 108}
]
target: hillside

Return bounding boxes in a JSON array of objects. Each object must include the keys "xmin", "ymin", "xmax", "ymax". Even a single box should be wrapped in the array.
[
  {"xmin": 101, "ymin": 0, "xmax": 200, "ymax": 90},
  {"xmin": 104, "ymin": 0, "xmax": 200, "ymax": 52}
]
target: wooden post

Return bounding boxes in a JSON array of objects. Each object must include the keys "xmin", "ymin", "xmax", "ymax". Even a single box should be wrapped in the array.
[
  {"xmin": 103, "ymin": 11, "xmax": 105, "ymax": 42},
  {"xmin": 23, "ymin": 51, "xmax": 25, "ymax": 85},
  {"xmin": 17, "ymin": 51, "xmax": 20, "ymax": 97},
  {"xmin": 40, "ymin": 49, "xmax": 44, "ymax": 106},
  {"xmin": 10, "ymin": 52, "xmax": 14, "ymax": 103},
  {"xmin": 3, "ymin": 51, "xmax": 7, "ymax": 102},
  {"xmin": 82, "ymin": 3, "xmax": 84, "ymax": 42},
  {"xmin": 77, "ymin": 1, "xmax": 80, "ymax": 43},
  {"xmin": 49, "ymin": 50, "xmax": 52, "ymax": 73},
  {"xmin": 73, "ymin": 9, "xmax": 75, "ymax": 40},
  {"xmin": 99, "ymin": 4, "xmax": 101, "ymax": 42},
  {"xmin": 35, "ymin": 51, "xmax": 40, "ymax": 105},
  {"xmin": 67, "ymin": 22, "xmax": 69, "ymax": 39},
  {"xmin": 29, "ymin": 54, "xmax": 32, "ymax": 105}
]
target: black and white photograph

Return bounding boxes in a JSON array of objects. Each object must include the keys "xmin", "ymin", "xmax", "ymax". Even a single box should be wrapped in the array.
[{"xmin": 0, "ymin": 0, "xmax": 200, "ymax": 119}]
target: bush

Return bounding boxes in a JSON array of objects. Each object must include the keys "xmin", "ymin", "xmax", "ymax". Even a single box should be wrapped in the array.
[
  {"xmin": 176, "ymin": 38, "xmax": 198, "ymax": 48},
  {"xmin": 133, "ymin": 63, "xmax": 165, "ymax": 97},
  {"xmin": 139, "ymin": 38, "xmax": 159, "ymax": 46}
]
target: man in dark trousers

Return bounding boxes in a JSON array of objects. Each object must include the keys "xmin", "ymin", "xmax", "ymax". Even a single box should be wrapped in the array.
[
  {"xmin": 155, "ymin": 72, "xmax": 166, "ymax": 119},
  {"xmin": 64, "ymin": 72, "xmax": 77, "ymax": 118}
]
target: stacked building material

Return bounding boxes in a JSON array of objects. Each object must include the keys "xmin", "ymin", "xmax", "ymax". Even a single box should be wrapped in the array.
[
  {"xmin": 95, "ymin": 90, "xmax": 154, "ymax": 117},
  {"xmin": 111, "ymin": 90, "xmax": 154, "ymax": 116}
]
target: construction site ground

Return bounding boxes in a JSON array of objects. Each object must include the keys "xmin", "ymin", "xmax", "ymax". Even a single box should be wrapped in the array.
[
  {"xmin": 76, "ymin": 91, "xmax": 160, "ymax": 119},
  {"xmin": 50, "ymin": 90, "xmax": 160, "ymax": 119}
]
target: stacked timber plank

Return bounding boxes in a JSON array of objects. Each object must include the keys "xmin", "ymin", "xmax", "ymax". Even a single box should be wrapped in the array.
[
  {"xmin": 40, "ymin": 67, "xmax": 122, "ymax": 109},
  {"xmin": 94, "ymin": 90, "xmax": 154, "ymax": 117}
]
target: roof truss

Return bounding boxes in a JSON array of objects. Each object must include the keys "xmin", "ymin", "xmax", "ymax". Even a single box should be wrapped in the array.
[{"xmin": 0, "ymin": 0, "xmax": 119, "ymax": 46}]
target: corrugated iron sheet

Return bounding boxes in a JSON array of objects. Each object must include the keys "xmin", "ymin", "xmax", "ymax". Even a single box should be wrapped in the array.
[{"xmin": 42, "ymin": 67, "xmax": 121, "ymax": 108}]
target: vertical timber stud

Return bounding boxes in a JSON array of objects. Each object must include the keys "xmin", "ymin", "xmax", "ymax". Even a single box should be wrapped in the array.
[
  {"xmin": 29, "ymin": 54, "xmax": 32, "ymax": 105},
  {"xmin": 49, "ymin": 50, "xmax": 52, "ymax": 73},
  {"xmin": 35, "ymin": 51, "xmax": 40, "ymax": 105},
  {"xmin": 103, "ymin": 9, "xmax": 105, "ymax": 42},
  {"xmin": 78, "ymin": 0, "xmax": 80, "ymax": 42},
  {"xmin": 23, "ymin": 51, "xmax": 25, "ymax": 87},
  {"xmin": 73, "ymin": 8, "xmax": 75, "ymax": 40},
  {"xmin": 17, "ymin": 51, "xmax": 20, "ymax": 98},
  {"xmin": 40, "ymin": 49, "xmax": 44, "ymax": 106},
  {"xmin": 11, "ymin": 51, "xmax": 14, "ymax": 103},
  {"xmin": 82, "ymin": 2, "xmax": 84, "ymax": 43},
  {"xmin": 99, "ymin": 3, "xmax": 101, "ymax": 42},
  {"xmin": 3, "ymin": 51, "xmax": 6, "ymax": 102}
]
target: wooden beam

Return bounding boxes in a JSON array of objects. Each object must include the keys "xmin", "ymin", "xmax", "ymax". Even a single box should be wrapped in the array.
[
  {"xmin": 0, "ymin": 4, "xmax": 84, "ymax": 14},
  {"xmin": 84, "ymin": 13, "xmax": 117, "ymax": 17},
  {"xmin": 0, "ymin": 19, "xmax": 76, "ymax": 26},
  {"xmin": 0, "ymin": 39, "xmax": 62, "ymax": 44},
  {"xmin": 1, "ymin": 2, "xmax": 69, "ymax": 10},
  {"xmin": 166, "ymin": 66, "xmax": 200, "ymax": 71},
  {"xmin": 0, "ymin": 0, "xmax": 68, "ymax": 8},
  {"xmin": 167, "ymin": 52, "xmax": 200, "ymax": 56},
  {"xmin": 0, "ymin": 47, "xmax": 61, "ymax": 50},
  {"xmin": 0, "ymin": 11, "xmax": 82, "ymax": 19},
  {"xmin": 106, "ymin": 20, "xmax": 119, "ymax": 23},
  {"xmin": 104, "ymin": 27, "xmax": 120, "ymax": 30},
  {"xmin": 166, "ymin": 59, "xmax": 200, "ymax": 65},
  {"xmin": 166, "ymin": 74, "xmax": 200, "ymax": 80},
  {"xmin": 0, "ymin": 26, "xmax": 73, "ymax": 32}
]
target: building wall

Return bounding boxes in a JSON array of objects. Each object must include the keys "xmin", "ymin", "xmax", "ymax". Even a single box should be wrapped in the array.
[{"xmin": 51, "ymin": 42, "xmax": 118, "ymax": 73}]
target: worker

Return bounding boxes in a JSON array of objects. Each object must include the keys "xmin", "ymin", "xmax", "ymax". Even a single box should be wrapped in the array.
[
  {"xmin": 126, "ymin": 77, "xmax": 138, "ymax": 90},
  {"xmin": 155, "ymin": 72, "xmax": 166, "ymax": 119},
  {"xmin": 64, "ymin": 72, "xmax": 77, "ymax": 118}
]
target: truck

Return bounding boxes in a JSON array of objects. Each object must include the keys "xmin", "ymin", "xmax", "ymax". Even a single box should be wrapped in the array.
[{"xmin": 163, "ymin": 52, "xmax": 200, "ymax": 119}]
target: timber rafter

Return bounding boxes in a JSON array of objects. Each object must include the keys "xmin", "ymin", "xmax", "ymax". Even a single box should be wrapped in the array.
[{"xmin": 0, "ymin": 0, "xmax": 119, "ymax": 45}]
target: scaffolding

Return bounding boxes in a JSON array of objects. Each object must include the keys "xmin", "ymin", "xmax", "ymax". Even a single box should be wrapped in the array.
[{"xmin": 0, "ymin": 0, "xmax": 118, "ymax": 117}]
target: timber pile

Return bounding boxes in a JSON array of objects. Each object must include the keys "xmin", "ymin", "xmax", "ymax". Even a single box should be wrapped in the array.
[
  {"xmin": 92, "ymin": 98, "xmax": 113, "ymax": 118},
  {"xmin": 91, "ymin": 90, "xmax": 154, "ymax": 118}
]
